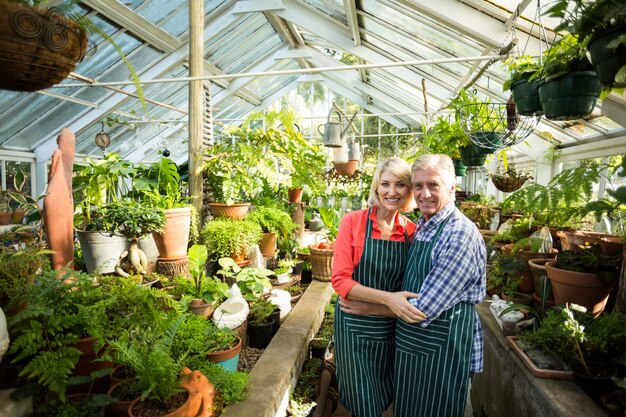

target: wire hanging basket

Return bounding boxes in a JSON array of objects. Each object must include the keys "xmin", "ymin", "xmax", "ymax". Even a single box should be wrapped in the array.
[{"xmin": 457, "ymin": 103, "xmax": 541, "ymax": 150}]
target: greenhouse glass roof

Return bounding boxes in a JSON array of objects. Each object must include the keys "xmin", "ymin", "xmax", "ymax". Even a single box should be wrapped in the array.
[{"xmin": 0, "ymin": 0, "xmax": 624, "ymax": 170}]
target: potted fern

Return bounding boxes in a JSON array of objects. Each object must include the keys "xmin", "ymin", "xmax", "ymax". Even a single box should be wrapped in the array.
[{"xmin": 246, "ymin": 206, "xmax": 297, "ymax": 257}]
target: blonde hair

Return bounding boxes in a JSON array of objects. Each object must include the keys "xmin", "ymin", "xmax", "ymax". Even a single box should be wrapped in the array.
[
  {"xmin": 367, "ymin": 157, "xmax": 416, "ymax": 212},
  {"xmin": 411, "ymin": 154, "xmax": 456, "ymax": 200}
]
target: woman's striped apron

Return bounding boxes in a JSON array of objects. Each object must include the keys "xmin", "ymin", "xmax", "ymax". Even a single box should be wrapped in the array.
[
  {"xmin": 334, "ymin": 207, "xmax": 409, "ymax": 417},
  {"xmin": 394, "ymin": 215, "xmax": 474, "ymax": 417}
]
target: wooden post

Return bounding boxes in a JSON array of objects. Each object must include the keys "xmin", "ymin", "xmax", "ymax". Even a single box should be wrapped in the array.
[
  {"xmin": 188, "ymin": 0, "xmax": 204, "ymax": 230},
  {"xmin": 292, "ymin": 202, "xmax": 305, "ymax": 238}
]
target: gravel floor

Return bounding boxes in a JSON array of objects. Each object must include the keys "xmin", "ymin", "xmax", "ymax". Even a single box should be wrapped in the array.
[{"xmin": 237, "ymin": 346, "xmax": 265, "ymax": 373}]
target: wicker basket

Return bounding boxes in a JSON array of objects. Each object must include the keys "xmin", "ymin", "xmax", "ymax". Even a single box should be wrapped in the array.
[
  {"xmin": 491, "ymin": 176, "xmax": 527, "ymax": 193},
  {"xmin": 308, "ymin": 244, "xmax": 334, "ymax": 282},
  {"xmin": 0, "ymin": 2, "xmax": 88, "ymax": 92}
]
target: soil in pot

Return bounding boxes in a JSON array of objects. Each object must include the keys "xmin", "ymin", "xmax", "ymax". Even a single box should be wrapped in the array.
[
  {"xmin": 572, "ymin": 359, "xmax": 618, "ymax": 402},
  {"xmin": 129, "ymin": 392, "xmax": 188, "ymax": 417}
]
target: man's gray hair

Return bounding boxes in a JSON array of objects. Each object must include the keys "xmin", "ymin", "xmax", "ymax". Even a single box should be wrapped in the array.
[{"xmin": 412, "ymin": 154, "xmax": 456, "ymax": 199}]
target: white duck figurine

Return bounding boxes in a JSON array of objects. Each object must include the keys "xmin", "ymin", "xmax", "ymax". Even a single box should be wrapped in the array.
[{"xmin": 212, "ymin": 284, "xmax": 249, "ymax": 330}]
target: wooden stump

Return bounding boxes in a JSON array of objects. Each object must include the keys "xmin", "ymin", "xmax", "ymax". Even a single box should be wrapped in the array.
[
  {"xmin": 292, "ymin": 203, "xmax": 305, "ymax": 238},
  {"xmin": 156, "ymin": 257, "xmax": 190, "ymax": 278}
]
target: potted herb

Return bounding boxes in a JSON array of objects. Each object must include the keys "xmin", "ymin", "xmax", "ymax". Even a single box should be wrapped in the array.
[
  {"xmin": 185, "ymin": 244, "xmax": 230, "ymax": 317},
  {"xmin": 201, "ymin": 218, "xmax": 262, "ymax": 263},
  {"xmin": 421, "ymin": 115, "xmax": 471, "ymax": 166},
  {"xmin": 204, "ymin": 324, "xmax": 242, "ymax": 372},
  {"xmin": 487, "ymin": 253, "xmax": 529, "ymax": 303},
  {"xmin": 300, "ymin": 260, "xmax": 313, "ymax": 284},
  {"xmin": 274, "ymin": 259, "xmax": 296, "ymax": 285},
  {"xmin": 247, "ymin": 297, "xmax": 276, "ymax": 349}
]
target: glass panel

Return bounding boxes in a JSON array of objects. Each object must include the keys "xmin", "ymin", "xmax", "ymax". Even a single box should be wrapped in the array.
[{"xmin": 5, "ymin": 161, "xmax": 31, "ymax": 196}]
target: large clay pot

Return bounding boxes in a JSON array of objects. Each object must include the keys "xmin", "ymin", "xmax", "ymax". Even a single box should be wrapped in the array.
[
  {"xmin": 77, "ymin": 231, "xmax": 127, "ymax": 274},
  {"xmin": 152, "ymin": 207, "xmax": 192, "ymax": 260},
  {"xmin": 528, "ymin": 258, "xmax": 554, "ymax": 302},
  {"xmin": 333, "ymin": 160, "xmax": 358, "ymax": 175},
  {"xmin": 545, "ymin": 261, "xmax": 614, "ymax": 317},
  {"xmin": 207, "ymin": 202, "xmax": 250, "ymax": 220}
]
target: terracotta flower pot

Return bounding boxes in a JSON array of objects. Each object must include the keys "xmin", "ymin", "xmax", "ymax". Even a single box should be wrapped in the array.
[
  {"xmin": 152, "ymin": 207, "xmax": 192, "ymax": 260},
  {"xmin": 288, "ymin": 188, "xmax": 303, "ymax": 203},
  {"xmin": 332, "ymin": 160, "xmax": 358, "ymax": 175},
  {"xmin": 528, "ymin": 258, "xmax": 554, "ymax": 302},
  {"xmin": 207, "ymin": 202, "xmax": 250, "ymax": 220},
  {"xmin": 188, "ymin": 298, "xmax": 214, "ymax": 318},
  {"xmin": 259, "ymin": 232, "xmax": 277, "ymax": 257},
  {"xmin": 545, "ymin": 261, "xmax": 614, "ymax": 317},
  {"xmin": 502, "ymin": 244, "xmax": 558, "ymax": 294}
]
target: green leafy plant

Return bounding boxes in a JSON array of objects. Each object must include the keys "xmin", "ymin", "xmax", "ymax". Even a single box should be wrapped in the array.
[
  {"xmin": 249, "ymin": 297, "xmax": 275, "ymax": 325},
  {"xmin": 317, "ymin": 208, "xmax": 341, "ymax": 241},
  {"xmin": 502, "ymin": 55, "xmax": 543, "ymax": 91},
  {"xmin": 106, "ymin": 314, "xmax": 185, "ymax": 404},
  {"xmin": 0, "ymin": 246, "xmax": 51, "ymax": 309},
  {"xmin": 420, "ymin": 115, "xmax": 470, "ymax": 159},
  {"xmin": 7, "ymin": 270, "xmax": 109, "ymax": 401},
  {"xmin": 246, "ymin": 206, "xmax": 297, "ymax": 239},
  {"xmin": 530, "ymin": 34, "xmax": 594, "ymax": 83},
  {"xmin": 487, "ymin": 253, "xmax": 527, "ymax": 297},
  {"xmin": 201, "ymin": 218, "xmax": 262, "ymax": 262},
  {"xmin": 555, "ymin": 243, "xmax": 621, "ymax": 282},
  {"xmin": 135, "ymin": 158, "xmax": 190, "ymax": 210},
  {"xmin": 216, "ymin": 257, "xmax": 273, "ymax": 301},
  {"xmin": 205, "ymin": 325, "xmax": 239, "ymax": 353},
  {"xmin": 501, "ymin": 162, "xmax": 602, "ymax": 229},
  {"xmin": 583, "ymin": 157, "xmax": 626, "ymax": 236}
]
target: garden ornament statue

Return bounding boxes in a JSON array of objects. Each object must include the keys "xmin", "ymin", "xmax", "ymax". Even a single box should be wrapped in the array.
[
  {"xmin": 212, "ymin": 284, "xmax": 249, "ymax": 330},
  {"xmin": 164, "ymin": 367, "xmax": 215, "ymax": 417},
  {"xmin": 43, "ymin": 128, "xmax": 75, "ymax": 270}
]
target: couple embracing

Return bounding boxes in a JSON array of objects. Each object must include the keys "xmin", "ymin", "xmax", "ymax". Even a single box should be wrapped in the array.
[{"xmin": 331, "ymin": 154, "xmax": 486, "ymax": 417}]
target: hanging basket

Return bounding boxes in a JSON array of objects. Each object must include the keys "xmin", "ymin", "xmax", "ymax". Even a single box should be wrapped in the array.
[
  {"xmin": 457, "ymin": 103, "xmax": 541, "ymax": 149},
  {"xmin": 0, "ymin": 2, "xmax": 88, "ymax": 92},
  {"xmin": 491, "ymin": 176, "xmax": 528, "ymax": 193}
]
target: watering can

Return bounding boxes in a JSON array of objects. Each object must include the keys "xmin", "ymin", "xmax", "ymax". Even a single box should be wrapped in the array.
[
  {"xmin": 318, "ymin": 110, "xmax": 344, "ymax": 148},
  {"xmin": 347, "ymin": 142, "xmax": 360, "ymax": 161}
]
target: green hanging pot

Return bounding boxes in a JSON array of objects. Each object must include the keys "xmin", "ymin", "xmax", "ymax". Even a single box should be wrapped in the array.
[
  {"xmin": 587, "ymin": 24, "xmax": 626, "ymax": 88},
  {"xmin": 460, "ymin": 145, "xmax": 487, "ymax": 167},
  {"xmin": 452, "ymin": 158, "xmax": 467, "ymax": 177},
  {"xmin": 470, "ymin": 131, "xmax": 503, "ymax": 154},
  {"xmin": 511, "ymin": 77, "xmax": 543, "ymax": 116},
  {"xmin": 538, "ymin": 71, "xmax": 602, "ymax": 121}
]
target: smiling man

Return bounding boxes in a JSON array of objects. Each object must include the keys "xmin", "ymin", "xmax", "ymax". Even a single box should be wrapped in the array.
[{"xmin": 394, "ymin": 153, "xmax": 487, "ymax": 417}]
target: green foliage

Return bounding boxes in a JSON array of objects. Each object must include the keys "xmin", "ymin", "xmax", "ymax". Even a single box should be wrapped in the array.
[
  {"xmin": 583, "ymin": 156, "xmax": 626, "ymax": 235},
  {"xmin": 502, "ymin": 55, "xmax": 542, "ymax": 91},
  {"xmin": 185, "ymin": 357, "xmax": 249, "ymax": 409},
  {"xmin": 420, "ymin": 115, "xmax": 470, "ymax": 159},
  {"xmin": 531, "ymin": 34, "xmax": 593, "ymax": 82},
  {"xmin": 501, "ymin": 162, "xmax": 602, "ymax": 228},
  {"xmin": 201, "ymin": 218, "xmax": 262, "ymax": 262},
  {"xmin": 487, "ymin": 253, "xmax": 526, "ymax": 297},
  {"xmin": 246, "ymin": 206, "xmax": 297, "ymax": 239},
  {"xmin": 204, "ymin": 325, "xmax": 238, "ymax": 353},
  {"xmin": 7, "ymin": 270, "xmax": 108, "ymax": 401},
  {"xmin": 555, "ymin": 243, "xmax": 621, "ymax": 282},
  {"xmin": 317, "ymin": 208, "xmax": 340, "ymax": 241},
  {"xmin": 249, "ymin": 298, "xmax": 275, "ymax": 325},
  {"xmin": 546, "ymin": 0, "xmax": 626, "ymax": 43},
  {"xmin": 216, "ymin": 257, "xmax": 273, "ymax": 301},
  {"xmin": 135, "ymin": 158, "xmax": 189, "ymax": 209},
  {"xmin": 171, "ymin": 314, "xmax": 213, "ymax": 359},
  {"xmin": 94, "ymin": 200, "xmax": 165, "ymax": 239},
  {"xmin": 106, "ymin": 315, "xmax": 185, "ymax": 404},
  {"xmin": 72, "ymin": 153, "xmax": 137, "ymax": 228},
  {"xmin": 188, "ymin": 244, "xmax": 208, "ymax": 295},
  {"xmin": 0, "ymin": 247, "xmax": 50, "ymax": 308}
]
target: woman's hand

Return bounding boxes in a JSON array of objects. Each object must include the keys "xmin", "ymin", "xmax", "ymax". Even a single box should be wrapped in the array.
[
  {"xmin": 340, "ymin": 298, "xmax": 392, "ymax": 317},
  {"xmin": 384, "ymin": 291, "xmax": 427, "ymax": 323}
]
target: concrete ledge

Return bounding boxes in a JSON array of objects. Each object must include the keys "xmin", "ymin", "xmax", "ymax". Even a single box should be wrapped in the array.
[
  {"xmin": 472, "ymin": 302, "xmax": 606, "ymax": 417},
  {"xmin": 221, "ymin": 281, "xmax": 334, "ymax": 417}
]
